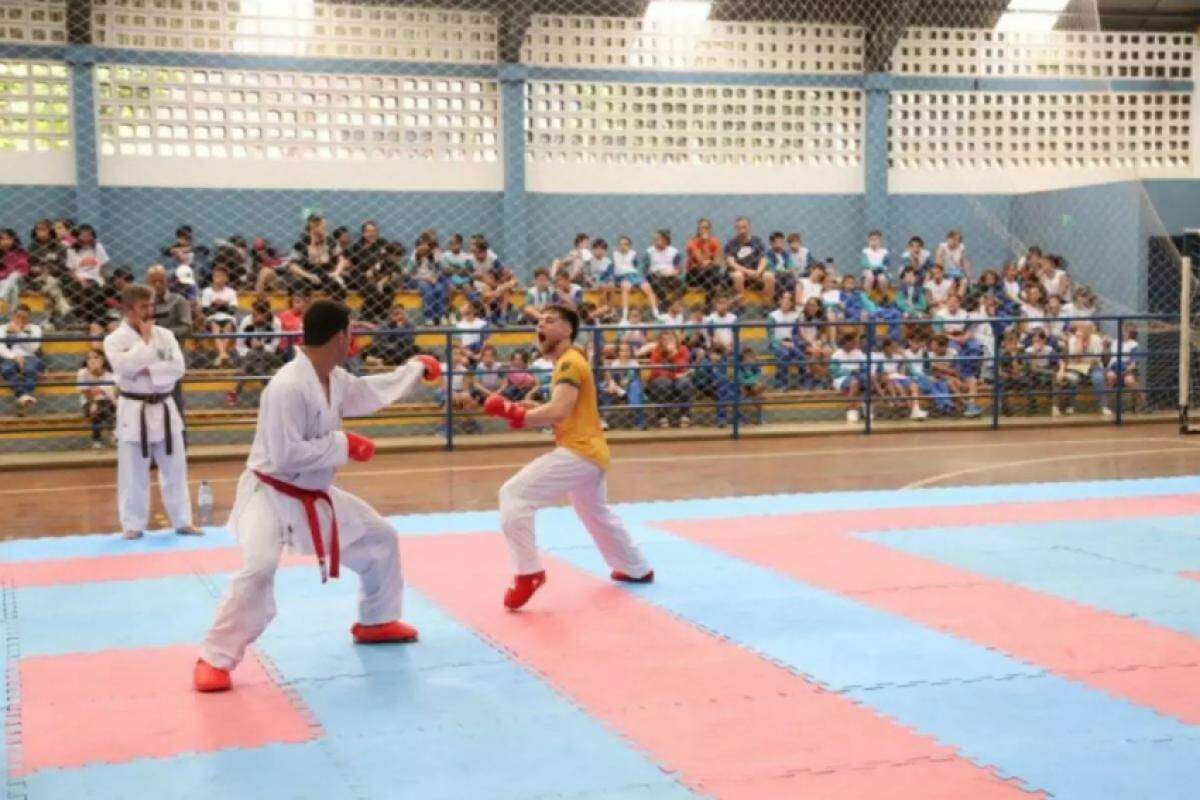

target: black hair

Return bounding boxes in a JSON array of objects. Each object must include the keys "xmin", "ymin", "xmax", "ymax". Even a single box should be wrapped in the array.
[
  {"xmin": 573, "ymin": 233, "xmax": 589, "ymax": 246},
  {"xmin": 769, "ymin": 231, "xmax": 784, "ymax": 241},
  {"xmin": 592, "ymin": 238, "xmax": 607, "ymax": 250},
  {"xmin": 302, "ymin": 299, "xmax": 350, "ymax": 346},
  {"xmin": 545, "ymin": 304, "xmax": 580, "ymax": 340},
  {"xmin": 73, "ymin": 224, "xmax": 97, "ymax": 249},
  {"xmin": 909, "ymin": 236, "xmax": 924, "ymax": 247},
  {"xmin": 0, "ymin": 228, "xmax": 19, "ymax": 248},
  {"xmin": 175, "ymin": 225, "xmax": 193, "ymax": 239}
]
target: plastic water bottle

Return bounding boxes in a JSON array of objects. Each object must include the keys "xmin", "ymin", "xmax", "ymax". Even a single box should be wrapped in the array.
[{"xmin": 197, "ymin": 480, "xmax": 214, "ymax": 527}]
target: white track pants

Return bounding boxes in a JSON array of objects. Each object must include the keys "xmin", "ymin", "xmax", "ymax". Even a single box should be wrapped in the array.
[
  {"xmin": 498, "ymin": 447, "xmax": 651, "ymax": 578},
  {"xmin": 117, "ymin": 440, "xmax": 192, "ymax": 532},
  {"xmin": 200, "ymin": 488, "xmax": 404, "ymax": 671}
]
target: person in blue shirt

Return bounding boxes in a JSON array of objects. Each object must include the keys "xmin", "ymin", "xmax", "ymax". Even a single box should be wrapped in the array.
[
  {"xmin": 787, "ymin": 233, "xmax": 816, "ymax": 275},
  {"xmin": 841, "ymin": 274, "xmax": 878, "ymax": 323},
  {"xmin": 764, "ymin": 231, "xmax": 798, "ymax": 298},
  {"xmin": 900, "ymin": 236, "xmax": 933, "ymax": 280},
  {"xmin": 895, "ymin": 266, "xmax": 928, "ymax": 319},
  {"xmin": 410, "ymin": 234, "xmax": 450, "ymax": 325}
]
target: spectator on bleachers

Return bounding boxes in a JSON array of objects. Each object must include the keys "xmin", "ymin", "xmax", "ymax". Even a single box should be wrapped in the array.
[
  {"xmin": 646, "ymin": 229, "xmax": 685, "ymax": 308},
  {"xmin": 798, "ymin": 297, "xmax": 831, "ymax": 385},
  {"xmin": 997, "ymin": 330, "xmax": 1031, "ymax": 416},
  {"xmin": 0, "ymin": 304, "xmax": 42, "ymax": 415},
  {"xmin": 878, "ymin": 338, "xmax": 928, "ymax": 420},
  {"xmin": 172, "ymin": 264, "xmax": 199, "ymax": 303},
  {"xmin": 1065, "ymin": 286, "xmax": 1097, "ymax": 332},
  {"xmin": 841, "ymin": 273, "xmax": 877, "ymax": 322},
  {"xmin": 0, "ymin": 228, "xmax": 29, "ymax": 315},
  {"xmin": 469, "ymin": 344, "xmax": 505, "ymax": 404},
  {"xmin": 227, "ymin": 297, "xmax": 281, "ymax": 406},
  {"xmin": 345, "ymin": 220, "xmax": 386, "ymax": 292},
  {"xmin": 905, "ymin": 331, "xmax": 955, "ymax": 416},
  {"xmin": 441, "ymin": 346, "xmax": 478, "ymax": 425},
  {"xmin": 529, "ymin": 349, "xmax": 554, "ymax": 402},
  {"xmin": 647, "ymin": 330, "xmax": 693, "ymax": 429},
  {"xmin": 53, "ymin": 218, "xmax": 75, "ymax": 248},
  {"xmin": 830, "ymin": 331, "xmax": 867, "ymax": 423},
  {"xmin": 454, "ymin": 299, "xmax": 489, "ymax": 358},
  {"xmin": 1056, "ymin": 321, "xmax": 1107, "ymax": 418},
  {"xmin": 363, "ymin": 304, "xmax": 416, "ymax": 368},
  {"xmin": 923, "ymin": 262, "xmax": 956, "ymax": 314},
  {"xmin": 1044, "ymin": 295, "xmax": 1067, "ymax": 346},
  {"xmin": 286, "ymin": 214, "xmax": 340, "ymax": 295},
  {"xmin": 901, "ymin": 236, "xmax": 932, "ymax": 278},
  {"xmin": 1107, "ymin": 324, "xmax": 1142, "ymax": 411},
  {"xmin": 499, "ymin": 348, "xmax": 535, "ymax": 402},
  {"xmin": 250, "ymin": 237, "xmax": 285, "ymax": 293},
  {"xmin": 358, "ymin": 241, "xmax": 403, "ymax": 324},
  {"xmin": 896, "ymin": 266, "xmax": 928, "ymax": 319},
  {"xmin": 411, "ymin": 232, "xmax": 451, "ymax": 324},
  {"xmin": 765, "ymin": 232, "xmax": 797, "ymax": 298},
  {"xmin": 64, "ymin": 224, "xmax": 109, "ymax": 330},
  {"xmin": 551, "ymin": 233, "xmax": 595, "ymax": 287},
  {"xmin": 737, "ymin": 348, "xmax": 766, "ymax": 424},
  {"xmin": 211, "ymin": 235, "xmax": 252, "ymax": 289},
  {"xmin": 686, "ymin": 218, "xmax": 725, "ymax": 311},
  {"xmin": 859, "ymin": 230, "xmax": 891, "ymax": 292},
  {"xmin": 600, "ymin": 341, "xmax": 646, "ymax": 429},
  {"xmin": 1019, "ymin": 282, "xmax": 1048, "ymax": 339},
  {"xmin": 201, "ymin": 264, "xmax": 240, "ymax": 367},
  {"xmin": 602, "ymin": 235, "xmax": 659, "ymax": 322},
  {"xmin": 469, "ymin": 236, "xmax": 517, "ymax": 324},
  {"xmin": 659, "ymin": 297, "xmax": 685, "ymax": 331},
  {"xmin": 767, "ymin": 292, "xmax": 803, "ymax": 390},
  {"xmin": 277, "ymin": 288, "xmax": 309, "ymax": 359},
  {"xmin": 724, "ymin": 217, "xmax": 771, "ymax": 306},
  {"xmin": 930, "ymin": 333, "xmax": 981, "ymax": 418},
  {"xmin": 796, "ymin": 260, "xmax": 826, "ymax": 306},
  {"xmin": 1001, "ymin": 262, "xmax": 1022, "ymax": 305},
  {"xmin": 1025, "ymin": 329, "xmax": 1057, "ymax": 413},
  {"xmin": 439, "ymin": 233, "xmax": 475, "ymax": 293},
  {"xmin": 935, "ymin": 292, "xmax": 971, "ymax": 346},
  {"xmin": 704, "ymin": 295, "xmax": 738, "ymax": 352},
  {"xmin": 76, "ymin": 348, "xmax": 115, "ymax": 448},
  {"xmin": 163, "ymin": 225, "xmax": 210, "ymax": 281},
  {"xmin": 145, "ymin": 265, "xmax": 193, "ymax": 342},
  {"xmin": 935, "ymin": 229, "xmax": 971, "ymax": 283},
  {"xmin": 787, "ymin": 233, "xmax": 815, "ymax": 275},
  {"xmin": 26, "ymin": 220, "xmax": 69, "ymax": 323},
  {"xmin": 551, "ymin": 270, "xmax": 583, "ymax": 310},
  {"xmin": 1039, "ymin": 254, "xmax": 1071, "ymax": 300},
  {"xmin": 522, "ymin": 268, "xmax": 554, "ymax": 323},
  {"xmin": 694, "ymin": 344, "xmax": 735, "ymax": 426}
]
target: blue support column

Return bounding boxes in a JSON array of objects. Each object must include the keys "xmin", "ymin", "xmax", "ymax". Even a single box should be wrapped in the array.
[
  {"xmin": 66, "ymin": 47, "xmax": 100, "ymax": 226},
  {"xmin": 863, "ymin": 72, "xmax": 891, "ymax": 237},
  {"xmin": 499, "ymin": 63, "xmax": 529, "ymax": 280}
]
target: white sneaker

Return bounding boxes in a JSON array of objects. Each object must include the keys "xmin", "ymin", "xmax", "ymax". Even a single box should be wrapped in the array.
[
  {"xmin": 1051, "ymin": 406, "xmax": 1062, "ymax": 418},
  {"xmin": 910, "ymin": 407, "xmax": 929, "ymax": 420},
  {"xmin": 1100, "ymin": 406, "xmax": 1113, "ymax": 417},
  {"xmin": 1066, "ymin": 406, "xmax": 1075, "ymax": 416},
  {"xmin": 846, "ymin": 409, "xmax": 861, "ymax": 423}
]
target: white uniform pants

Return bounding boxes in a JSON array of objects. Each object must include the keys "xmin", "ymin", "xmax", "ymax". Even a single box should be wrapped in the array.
[
  {"xmin": 498, "ymin": 448, "xmax": 651, "ymax": 578},
  {"xmin": 117, "ymin": 439, "xmax": 193, "ymax": 532},
  {"xmin": 201, "ymin": 487, "xmax": 404, "ymax": 671}
]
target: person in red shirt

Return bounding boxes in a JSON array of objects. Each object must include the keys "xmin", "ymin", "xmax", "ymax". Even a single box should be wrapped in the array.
[
  {"xmin": 646, "ymin": 330, "xmax": 694, "ymax": 428},
  {"xmin": 0, "ymin": 228, "xmax": 29, "ymax": 314},
  {"xmin": 686, "ymin": 217, "xmax": 725, "ymax": 312},
  {"xmin": 276, "ymin": 288, "xmax": 310, "ymax": 360}
]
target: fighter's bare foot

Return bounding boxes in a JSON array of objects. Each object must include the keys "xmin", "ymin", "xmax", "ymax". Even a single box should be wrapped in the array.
[
  {"xmin": 504, "ymin": 570, "xmax": 547, "ymax": 610},
  {"xmin": 351, "ymin": 620, "xmax": 419, "ymax": 644},
  {"xmin": 193, "ymin": 659, "xmax": 232, "ymax": 692},
  {"xmin": 122, "ymin": 530, "xmax": 144, "ymax": 540},
  {"xmin": 611, "ymin": 569, "xmax": 655, "ymax": 583},
  {"xmin": 175, "ymin": 526, "xmax": 204, "ymax": 536}
]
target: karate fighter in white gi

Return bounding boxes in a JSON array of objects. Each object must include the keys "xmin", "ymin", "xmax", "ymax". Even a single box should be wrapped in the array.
[
  {"xmin": 195, "ymin": 300, "xmax": 440, "ymax": 692},
  {"xmin": 103, "ymin": 283, "xmax": 201, "ymax": 539}
]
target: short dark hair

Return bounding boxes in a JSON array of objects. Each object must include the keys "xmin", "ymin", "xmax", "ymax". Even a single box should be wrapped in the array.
[
  {"xmin": 545, "ymin": 304, "xmax": 580, "ymax": 340},
  {"xmin": 303, "ymin": 299, "xmax": 350, "ymax": 346}
]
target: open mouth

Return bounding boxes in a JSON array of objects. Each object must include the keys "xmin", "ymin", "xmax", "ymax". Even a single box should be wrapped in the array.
[{"xmin": 537, "ymin": 332, "xmax": 547, "ymax": 345}]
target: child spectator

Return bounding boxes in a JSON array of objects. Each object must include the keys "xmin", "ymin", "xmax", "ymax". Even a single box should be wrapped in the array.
[
  {"xmin": 997, "ymin": 330, "xmax": 1030, "ymax": 416},
  {"xmin": 469, "ymin": 344, "xmax": 505, "ymax": 404},
  {"xmin": 646, "ymin": 330, "xmax": 693, "ymax": 428},
  {"xmin": 529, "ymin": 351, "xmax": 555, "ymax": 402},
  {"xmin": 767, "ymin": 293, "xmax": 803, "ymax": 389},
  {"xmin": 930, "ymin": 333, "xmax": 982, "ymax": 418},
  {"xmin": 646, "ymin": 229, "xmax": 685, "ymax": 308},
  {"xmin": 227, "ymin": 298, "xmax": 281, "ymax": 406},
  {"xmin": 364, "ymin": 305, "xmax": 416, "ymax": 367},
  {"xmin": 586, "ymin": 238, "xmax": 616, "ymax": 319},
  {"xmin": 923, "ymin": 262, "xmax": 956, "ymax": 314},
  {"xmin": 1055, "ymin": 321, "xmax": 1107, "ymax": 417},
  {"xmin": 1107, "ymin": 325, "xmax": 1142, "ymax": 411},
  {"xmin": 764, "ymin": 231, "xmax": 796, "ymax": 298},
  {"xmin": 830, "ymin": 331, "xmax": 867, "ymax": 423},
  {"xmin": 935, "ymin": 292, "xmax": 971, "ymax": 346},
  {"xmin": 411, "ymin": 233, "xmax": 451, "ymax": 324},
  {"xmin": 287, "ymin": 214, "xmax": 341, "ymax": 295},
  {"xmin": 796, "ymin": 261, "xmax": 826, "ymax": 306},
  {"xmin": 1025, "ymin": 329, "xmax": 1057, "ymax": 413},
  {"xmin": 249, "ymin": 237, "xmax": 286, "ymax": 293},
  {"xmin": 276, "ymin": 288, "xmax": 309, "ymax": 359},
  {"xmin": 737, "ymin": 348, "xmax": 766, "ymax": 425},
  {"xmin": 0, "ymin": 228, "xmax": 29, "ymax": 314},
  {"xmin": 617, "ymin": 306, "xmax": 649, "ymax": 354},
  {"xmin": 686, "ymin": 217, "xmax": 725, "ymax": 311},
  {"xmin": 896, "ymin": 265, "xmax": 928, "ymax": 319},
  {"xmin": 470, "ymin": 237, "xmax": 517, "ymax": 324},
  {"xmin": 454, "ymin": 300, "xmax": 489, "ymax": 358},
  {"xmin": 76, "ymin": 348, "xmax": 115, "ymax": 448},
  {"xmin": 680, "ymin": 306, "xmax": 710, "ymax": 361},
  {"xmin": 1039, "ymin": 254, "xmax": 1071, "ymax": 300},
  {"xmin": 878, "ymin": 337, "xmax": 928, "ymax": 420},
  {"xmin": 551, "ymin": 270, "xmax": 583, "ymax": 310},
  {"xmin": 704, "ymin": 295, "xmax": 738, "ymax": 352},
  {"xmin": 905, "ymin": 332, "xmax": 955, "ymax": 416},
  {"xmin": 499, "ymin": 349, "xmax": 535, "ymax": 402},
  {"xmin": 173, "ymin": 264, "xmax": 199, "ymax": 304},
  {"xmin": 841, "ymin": 274, "xmax": 877, "ymax": 323},
  {"xmin": 901, "ymin": 236, "xmax": 932, "ymax": 277},
  {"xmin": 935, "ymin": 229, "xmax": 971, "ymax": 282},
  {"xmin": 522, "ymin": 268, "xmax": 554, "ymax": 324},
  {"xmin": 859, "ymin": 230, "xmax": 890, "ymax": 291},
  {"xmin": 439, "ymin": 346, "xmax": 478, "ymax": 427},
  {"xmin": 1001, "ymin": 262, "xmax": 1022, "ymax": 305},
  {"xmin": 798, "ymin": 297, "xmax": 831, "ymax": 386},
  {"xmin": 26, "ymin": 219, "xmax": 69, "ymax": 321},
  {"xmin": 65, "ymin": 224, "xmax": 109, "ymax": 328},
  {"xmin": 346, "ymin": 221, "xmax": 388, "ymax": 293},
  {"xmin": 0, "ymin": 304, "xmax": 42, "ymax": 414},
  {"xmin": 53, "ymin": 218, "xmax": 75, "ymax": 247},
  {"xmin": 200, "ymin": 264, "xmax": 240, "ymax": 367},
  {"xmin": 605, "ymin": 235, "xmax": 658, "ymax": 322},
  {"xmin": 600, "ymin": 341, "xmax": 646, "ymax": 429},
  {"xmin": 821, "ymin": 270, "xmax": 845, "ymax": 321},
  {"xmin": 787, "ymin": 232, "xmax": 815, "ymax": 275},
  {"xmin": 693, "ymin": 344, "xmax": 735, "ymax": 426},
  {"xmin": 551, "ymin": 233, "xmax": 594, "ymax": 287},
  {"xmin": 1019, "ymin": 283, "xmax": 1049, "ymax": 340},
  {"xmin": 358, "ymin": 241, "xmax": 403, "ymax": 324},
  {"xmin": 162, "ymin": 225, "xmax": 209, "ymax": 276}
]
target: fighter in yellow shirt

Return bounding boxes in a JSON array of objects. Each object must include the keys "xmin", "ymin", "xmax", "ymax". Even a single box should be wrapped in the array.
[{"xmin": 483, "ymin": 305, "xmax": 654, "ymax": 610}]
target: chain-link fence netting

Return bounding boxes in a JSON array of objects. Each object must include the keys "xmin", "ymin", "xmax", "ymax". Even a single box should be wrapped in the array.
[{"xmin": 0, "ymin": 0, "xmax": 1190, "ymax": 453}]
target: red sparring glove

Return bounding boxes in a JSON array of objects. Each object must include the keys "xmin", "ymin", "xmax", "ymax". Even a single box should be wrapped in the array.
[
  {"xmin": 483, "ymin": 393, "xmax": 527, "ymax": 429},
  {"xmin": 345, "ymin": 431, "xmax": 376, "ymax": 462},
  {"xmin": 413, "ymin": 354, "xmax": 441, "ymax": 382}
]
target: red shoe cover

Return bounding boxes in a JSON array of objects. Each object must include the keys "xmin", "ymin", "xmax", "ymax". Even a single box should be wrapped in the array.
[
  {"xmin": 504, "ymin": 570, "xmax": 547, "ymax": 610},
  {"xmin": 351, "ymin": 620, "xmax": 419, "ymax": 644},
  {"xmin": 611, "ymin": 569, "xmax": 655, "ymax": 583},
  {"xmin": 193, "ymin": 658, "xmax": 232, "ymax": 692}
]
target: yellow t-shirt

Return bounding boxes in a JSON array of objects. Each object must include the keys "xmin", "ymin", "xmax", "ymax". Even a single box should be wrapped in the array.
[{"xmin": 552, "ymin": 347, "xmax": 610, "ymax": 470}]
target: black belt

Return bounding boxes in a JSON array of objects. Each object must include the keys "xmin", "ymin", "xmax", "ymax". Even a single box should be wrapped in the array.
[{"xmin": 121, "ymin": 390, "xmax": 173, "ymax": 459}]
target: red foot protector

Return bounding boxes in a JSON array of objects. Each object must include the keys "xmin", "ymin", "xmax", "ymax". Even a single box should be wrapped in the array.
[
  {"xmin": 17, "ymin": 644, "xmax": 314, "ymax": 775},
  {"xmin": 402, "ymin": 533, "xmax": 1038, "ymax": 799},
  {"xmin": 1182, "ymin": 572, "xmax": 1200, "ymax": 583},
  {"xmin": 661, "ymin": 495, "xmax": 1200, "ymax": 725},
  {"xmin": 3, "ymin": 547, "xmax": 312, "ymax": 589}
]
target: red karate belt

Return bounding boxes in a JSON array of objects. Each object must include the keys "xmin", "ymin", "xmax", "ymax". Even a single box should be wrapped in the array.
[{"xmin": 253, "ymin": 470, "xmax": 340, "ymax": 583}]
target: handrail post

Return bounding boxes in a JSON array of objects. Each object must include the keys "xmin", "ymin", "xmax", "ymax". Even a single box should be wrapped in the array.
[
  {"xmin": 443, "ymin": 329, "xmax": 454, "ymax": 451},
  {"xmin": 991, "ymin": 315, "xmax": 1001, "ymax": 430},
  {"xmin": 863, "ymin": 319, "xmax": 873, "ymax": 434},
  {"xmin": 1114, "ymin": 315, "xmax": 1125, "ymax": 425},
  {"xmin": 731, "ymin": 324, "xmax": 742, "ymax": 440}
]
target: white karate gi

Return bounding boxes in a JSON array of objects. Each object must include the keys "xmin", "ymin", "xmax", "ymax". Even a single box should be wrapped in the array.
[
  {"xmin": 201, "ymin": 349, "xmax": 427, "ymax": 671},
  {"xmin": 103, "ymin": 322, "xmax": 191, "ymax": 532}
]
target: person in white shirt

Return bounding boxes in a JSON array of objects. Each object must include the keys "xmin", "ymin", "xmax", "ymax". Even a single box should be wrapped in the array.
[
  {"xmin": 795, "ymin": 262, "xmax": 827, "ymax": 307},
  {"xmin": 1106, "ymin": 326, "xmax": 1142, "ymax": 411},
  {"xmin": 878, "ymin": 338, "xmax": 928, "ymax": 420},
  {"xmin": 704, "ymin": 295, "xmax": 739, "ymax": 352},
  {"xmin": 830, "ymin": 332, "xmax": 868, "ymax": 423},
  {"xmin": 645, "ymin": 229, "xmax": 685, "ymax": 311},
  {"xmin": 77, "ymin": 347, "xmax": 116, "ymax": 448},
  {"xmin": 551, "ymin": 233, "xmax": 594, "ymax": 287},
  {"xmin": 103, "ymin": 283, "xmax": 200, "ymax": 540},
  {"xmin": 196, "ymin": 300, "xmax": 441, "ymax": 692},
  {"xmin": 522, "ymin": 268, "xmax": 555, "ymax": 324},
  {"xmin": 0, "ymin": 304, "xmax": 43, "ymax": 413},
  {"xmin": 1055, "ymin": 321, "xmax": 1107, "ymax": 417},
  {"xmin": 1039, "ymin": 256, "xmax": 1070, "ymax": 300},
  {"xmin": 934, "ymin": 292, "xmax": 971, "ymax": 345},
  {"xmin": 201, "ymin": 264, "xmax": 240, "ymax": 367},
  {"xmin": 1001, "ymin": 262, "xmax": 1023, "ymax": 305},
  {"xmin": 767, "ymin": 293, "xmax": 803, "ymax": 389},
  {"xmin": 923, "ymin": 263, "xmax": 956, "ymax": 313},
  {"xmin": 64, "ymin": 224, "xmax": 109, "ymax": 329},
  {"xmin": 935, "ymin": 230, "xmax": 971, "ymax": 282},
  {"xmin": 454, "ymin": 300, "xmax": 490, "ymax": 359}
]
